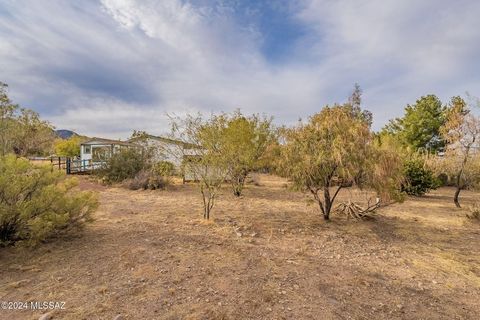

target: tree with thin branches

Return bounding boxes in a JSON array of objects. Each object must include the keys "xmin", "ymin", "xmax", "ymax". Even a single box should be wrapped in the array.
[
  {"xmin": 169, "ymin": 114, "xmax": 229, "ymax": 220},
  {"xmin": 280, "ymin": 103, "xmax": 404, "ymax": 220},
  {"xmin": 435, "ymin": 96, "xmax": 480, "ymax": 207}
]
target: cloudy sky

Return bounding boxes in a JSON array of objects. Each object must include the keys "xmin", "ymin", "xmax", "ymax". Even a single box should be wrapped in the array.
[{"xmin": 1, "ymin": 0, "xmax": 479, "ymax": 138}]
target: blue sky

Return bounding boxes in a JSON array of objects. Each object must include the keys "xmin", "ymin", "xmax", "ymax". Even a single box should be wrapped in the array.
[{"xmin": 1, "ymin": 0, "xmax": 479, "ymax": 138}]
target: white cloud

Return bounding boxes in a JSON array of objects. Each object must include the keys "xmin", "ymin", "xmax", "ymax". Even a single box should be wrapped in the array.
[
  {"xmin": 47, "ymin": 95, "xmax": 193, "ymax": 139},
  {"xmin": 101, "ymin": 0, "xmax": 204, "ymax": 51},
  {"xmin": 0, "ymin": 0, "xmax": 479, "ymax": 138},
  {"xmin": 296, "ymin": 0, "xmax": 480, "ymax": 122}
]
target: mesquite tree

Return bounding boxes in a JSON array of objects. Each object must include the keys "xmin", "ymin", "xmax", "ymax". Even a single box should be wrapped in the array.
[
  {"xmin": 170, "ymin": 111, "xmax": 274, "ymax": 218},
  {"xmin": 280, "ymin": 104, "xmax": 403, "ymax": 220},
  {"xmin": 170, "ymin": 114, "xmax": 229, "ymax": 220},
  {"xmin": 437, "ymin": 97, "xmax": 480, "ymax": 207},
  {"xmin": 0, "ymin": 82, "xmax": 55, "ymax": 156},
  {"xmin": 221, "ymin": 112, "xmax": 274, "ymax": 196}
]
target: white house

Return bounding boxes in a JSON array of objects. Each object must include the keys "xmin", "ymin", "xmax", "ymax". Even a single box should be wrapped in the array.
[
  {"xmin": 77, "ymin": 134, "xmax": 198, "ymax": 178},
  {"xmin": 80, "ymin": 137, "xmax": 138, "ymax": 169},
  {"xmin": 128, "ymin": 134, "xmax": 203, "ymax": 181},
  {"xmin": 128, "ymin": 134, "xmax": 187, "ymax": 167}
]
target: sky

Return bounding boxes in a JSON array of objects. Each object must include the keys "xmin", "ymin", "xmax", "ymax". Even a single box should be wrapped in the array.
[{"xmin": 1, "ymin": 0, "xmax": 479, "ymax": 139}]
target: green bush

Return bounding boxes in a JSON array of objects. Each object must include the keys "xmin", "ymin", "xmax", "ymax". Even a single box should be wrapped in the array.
[
  {"xmin": 100, "ymin": 149, "xmax": 173, "ymax": 189},
  {"xmin": 152, "ymin": 161, "xmax": 175, "ymax": 176},
  {"xmin": 402, "ymin": 158, "xmax": 439, "ymax": 196},
  {"xmin": 436, "ymin": 173, "xmax": 449, "ymax": 187},
  {"xmin": 147, "ymin": 173, "xmax": 170, "ymax": 190},
  {"xmin": 0, "ymin": 155, "xmax": 98, "ymax": 246},
  {"xmin": 99, "ymin": 148, "xmax": 148, "ymax": 183}
]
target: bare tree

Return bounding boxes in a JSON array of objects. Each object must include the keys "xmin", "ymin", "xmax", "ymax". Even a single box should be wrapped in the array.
[
  {"xmin": 437, "ymin": 96, "xmax": 480, "ymax": 207},
  {"xmin": 169, "ymin": 114, "xmax": 229, "ymax": 219}
]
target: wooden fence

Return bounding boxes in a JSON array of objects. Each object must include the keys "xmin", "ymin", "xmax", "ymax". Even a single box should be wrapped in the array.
[{"xmin": 29, "ymin": 157, "xmax": 100, "ymax": 174}]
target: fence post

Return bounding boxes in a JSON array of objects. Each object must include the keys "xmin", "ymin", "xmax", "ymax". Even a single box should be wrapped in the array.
[{"xmin": 66, "ymin": 158, "xmax": 71, "ymax": 174}]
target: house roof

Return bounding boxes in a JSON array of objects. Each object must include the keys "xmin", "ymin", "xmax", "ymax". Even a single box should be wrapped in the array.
[
  {"xmin": 129, "ymin": 134, "xmax": 198, "ymax": 149},
  {"xmin": 81, "ymin": 137, "xmax": 138, "ymax": 147},
  {"xmin": 129, "ymin": 134, "xmax": 182, "ymax": 145}
]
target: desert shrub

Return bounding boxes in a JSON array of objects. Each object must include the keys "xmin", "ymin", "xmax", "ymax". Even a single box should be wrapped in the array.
[
  {"xmin": 99, "ymin": 147, "xmax": 149, "ymax": 183},
  {"xmin": 401, "ymin": 158, "xmax": 439, "ymax": 196},
  {"xmin": 147, "ymin": 174, "xmax": 170, "ymax": 190},
  {"xmin": 152, "ymin": 161, "xmax": 175, "ymax": 176},
  {"xmin": 124, "ymin": 159, "xmax": 173, "ymax": 190},
  {"xmin": 125, "ymin": 170, "xmax": 149, "ymax": 190},
  {"xmin": 0, "ymin": 155, "xmax": 98, "ymax": 246},
  {"xmin": 126, "ymin": 170, "xmax": 169, "ymax": 190},
  {"xmin": 467, "ymin": 203, "xmax": 480, "ymax": 220},
  {"xmin": 436, "ymin": 173, "xmax": 449, "ymax": 187}
]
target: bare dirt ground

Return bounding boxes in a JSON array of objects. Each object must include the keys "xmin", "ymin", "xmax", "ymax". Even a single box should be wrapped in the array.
[{"xmin": 1, "ymin": 174, "xmax": 479, "ymax": 320}]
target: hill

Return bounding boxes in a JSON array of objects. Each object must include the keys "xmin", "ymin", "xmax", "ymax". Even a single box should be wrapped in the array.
[{"xmin": 55, "ymin": 129, "xmax": 78, "ymax": 139}]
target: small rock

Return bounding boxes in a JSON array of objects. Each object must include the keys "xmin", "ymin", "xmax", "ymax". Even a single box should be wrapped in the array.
[
  {"xmin": 236, "ymin": 232, "xmax": 242, "ymax": 237},
  {"xmin": 113, "ymin": 315, "xmax": 124, "ymax": 320},
  {"xmin": 39, "ymin": 313, "xmax": 52, "ymax": 320}
]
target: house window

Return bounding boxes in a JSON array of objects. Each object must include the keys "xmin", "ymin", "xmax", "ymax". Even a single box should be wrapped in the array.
[{"xmin": 84, "ymin": 145, "xmax": 91, "ymax": 154}]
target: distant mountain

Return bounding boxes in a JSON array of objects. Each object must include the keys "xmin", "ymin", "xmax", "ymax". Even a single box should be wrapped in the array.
[{"xmin": 55, "ymin": 129, "xmax": 78, "ymax": 139}]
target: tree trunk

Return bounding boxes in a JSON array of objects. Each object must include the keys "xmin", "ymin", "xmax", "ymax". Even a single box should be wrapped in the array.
[
  {"xmin": 312, "ymin": 184, "xmax": 343, "ymax": 221},
  {"xmin": 232, "ymin": 171, "xmax": 247, "ymax": 197},
  {"xmin": 323, "ymin": 188, "xmax": 332, "ymax": 220},
  {"xmin": 454, "ymin": 186, "xmax": 462, "ymax": 208},
  {"xmin": 454, "ymin": 169, "xmax": 464, "ymax": 208},
  {"xmin": 201, "ymin": 185, "xmax": 209, "ymax": 219}
]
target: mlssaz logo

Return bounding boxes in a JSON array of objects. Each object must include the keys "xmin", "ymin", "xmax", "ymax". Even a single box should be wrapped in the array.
[{"xmin": 30, "ymin": 301, "xmax": 66, "ymax": 310}]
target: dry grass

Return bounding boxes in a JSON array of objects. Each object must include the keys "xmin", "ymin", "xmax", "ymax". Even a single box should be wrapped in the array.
[{"xmin": 0, "ymin": 174, "xmax": 479, "ymax": 320}]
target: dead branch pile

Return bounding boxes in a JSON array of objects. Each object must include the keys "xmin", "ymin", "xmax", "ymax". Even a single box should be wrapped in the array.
[{"xmin": 336, "ymin": 197, "xmax": 381, "ymax": 220}]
